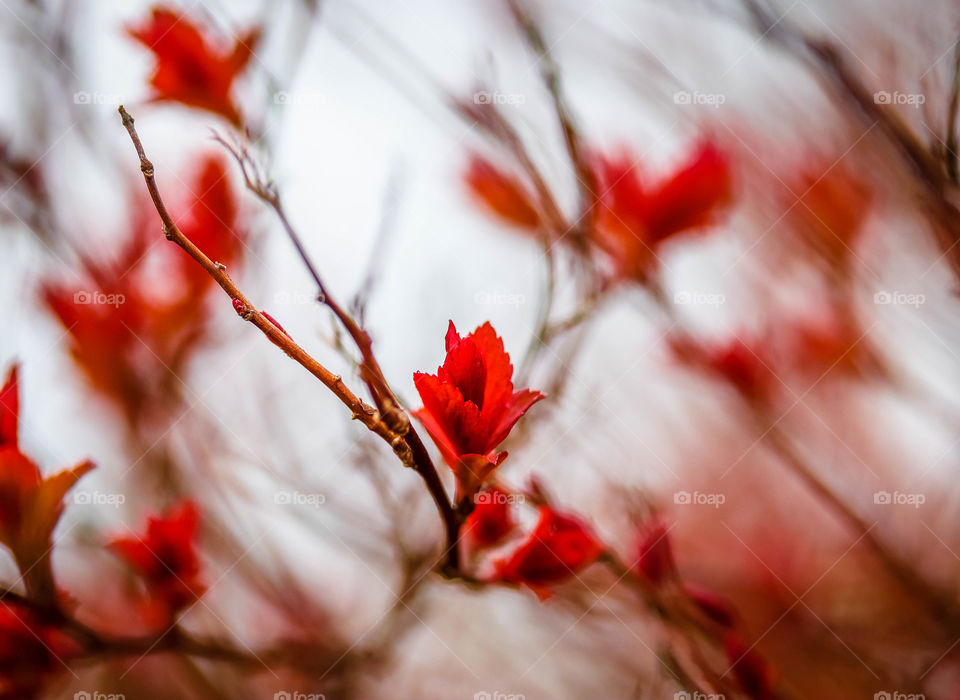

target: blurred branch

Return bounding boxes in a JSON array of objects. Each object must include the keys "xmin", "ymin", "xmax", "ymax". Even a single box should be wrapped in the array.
[
  {"xmin": 945, "ymin": 40, "xmax": 960, "ymax": 183},
  {"xmin": 741, "ymin": 0, "xmax": 960, "ymax": 283},
  {"xmin": 352, "ymin": 161, "xmax": 405, "ymax": 325},
  {"xmin": 506, "ymin": 0, "xmax": 597, "ymax": 238}
]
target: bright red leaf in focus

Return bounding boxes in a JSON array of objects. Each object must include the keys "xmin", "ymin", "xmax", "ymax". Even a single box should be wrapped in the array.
[
  {"xmin": 414, "ymin": 322, "xmax": 544, "ymax": 500},
  {"xmin": 495, "ymin": 506, "xmax": 604, "ymax": 599},
  {"xmin": 592, "ymin": 141, "xmax": 732, "ymax": 278},
  {"xmin": 110, "ymin": 501, "xmax": 206, "ymax": 626},
  {"xmin": 464, "ymin": 154, "xmax": 542, "ymax": 232},
  {"xmin": 128, "ymin": 6, "xmax": 261, "ymax": 126}
]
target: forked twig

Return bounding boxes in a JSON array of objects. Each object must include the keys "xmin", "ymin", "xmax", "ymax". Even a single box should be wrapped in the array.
[{"xmin": 118, "ymin": 106, "xmax": 462, "ymax": 573}]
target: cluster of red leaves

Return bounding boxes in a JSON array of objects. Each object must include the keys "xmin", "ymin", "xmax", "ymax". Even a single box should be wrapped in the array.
[
  {"xmin": 0, "ymin": 5, "xmax": 230, "ymax": 694},
  {"xmin": 41, "ymin": 155, "xmax": 246, "ymax": 422},
  {"xmin": 463, "ymin": 485, "xmax": 605, "ymax": 599},
  {"xmin": 0, "ymin": 367, "xmax": 91, "ymax": 695},
  {"xmin": 414, "ymin": 322, "xmax": 544, "ymax": 500},
  {"xmin": 0, "ymin": 366, "xmax": 207, "ymax": 691},
  {"xmin": 127, "ymin": 6, "xmax": 261, "ymax": 126},
  {"xmin": 110, "ymin": 501, "xmax": 206, "ymax": 628},
  {"xmin": 464, "ymin": 141, "xmax": 733, "ymax": 280}
]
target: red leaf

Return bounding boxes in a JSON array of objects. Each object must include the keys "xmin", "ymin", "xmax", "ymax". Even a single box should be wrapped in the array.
[
  {"xmin": 0, "ymin": 365, "xmax": 18, "ymax": 450},
  {"xmin": 414, "ymin": 322, "xmax": 544, "ymax": 497},
  {"xmin": 464, "ymin": 486, "xmax": 516, "ymax": 548},
  {"xmin": 127, "ymin": 6, "xmax": 260, "ymax": 125},
  {"xmin": 110, "ymin": 500, "xmax": 206, "ymax": 622},
  {"xmin": 495, "ymin": 506, "xmax": 604, "ymax": 594},
  {"xmin": 464, "ymin": 155, "xmax": 542, "ymax": 231}
]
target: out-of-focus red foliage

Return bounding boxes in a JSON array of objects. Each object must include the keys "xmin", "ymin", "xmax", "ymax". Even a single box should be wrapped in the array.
[
  {"xmin": 464, "ymin": 154, "xmax": 542, "ymax": 232},
  {"xmin": 0, "ymin": 600, "xmax": 82, "ymax": 699},
  {"xmin": 127, "ymin": 6, "xmax": 261, "ymax": 126},
  {"xmin": 671, "ymin": 333, "xmax": 777, "ymax": 404},
  {"xmin": 0, "ymin": 366, "xmax": 94, "ymax": 583},
  {"xmin": 464, "ymin": 486, "xmax": 516, "ymax": 548},
  {"xmin": 110, "ymin": 501, "xmax": 206, "ymax": 626},
  {"xmin": 41, "ymin": 155, "xmax": 246, "ymax": 422},
  {"xmin": 414, "ymin": 321, "xmax": 544, "ymax": 499},
  {"xmin": 0, "ymin": 366, "xmax": 17, "ymax": 450},
  {"xmin": 591, "ymin": 141, "xmax": 733, "ymax": 278},
  {"xmin": 495, "ymin": 505, "xmax": 604, "ymax": 599},
  {"xmin": 632, "ymin": 519, "xmax": 676, "ymax": 585},
  {"xmin": 671, "ymin": 303, "xmax": 879, "ymax": 406},
  {"xmin": 788, "ymin": 165, "xmax": 871, "ymax": 272},
  {"xmin": 683, "ymin": 583, "xmax": 737, "ymax": 628},
  {"xmin": 724, "ymin": 632, "xmax": 775, "ymax": 700}
]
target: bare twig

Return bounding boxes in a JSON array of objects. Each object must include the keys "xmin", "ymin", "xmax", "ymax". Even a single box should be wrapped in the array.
[{"xmin": 118, "ymin": 106, "xmax": 461, "ymax": 572}]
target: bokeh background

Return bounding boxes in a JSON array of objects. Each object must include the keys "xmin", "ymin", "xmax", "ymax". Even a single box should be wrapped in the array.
[{"xmin": 3, "ymin": 0, "xmax": 960, "ymax": 698}]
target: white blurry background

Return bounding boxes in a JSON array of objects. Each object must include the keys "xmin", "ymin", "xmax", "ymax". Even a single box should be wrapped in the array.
[{"xmin": 2, "ymin": 0, "xmax": 960, "ymax": 697}]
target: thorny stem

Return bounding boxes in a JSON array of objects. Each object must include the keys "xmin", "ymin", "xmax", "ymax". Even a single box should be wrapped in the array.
[{"xmin": 118, "ymin": 106, "xmax": 461, "ymax": 573}]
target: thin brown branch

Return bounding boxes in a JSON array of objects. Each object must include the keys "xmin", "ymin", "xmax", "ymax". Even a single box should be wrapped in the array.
[{"xmin": 118, "ymin": 106, "xmax": 461, "ymax": 572}]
